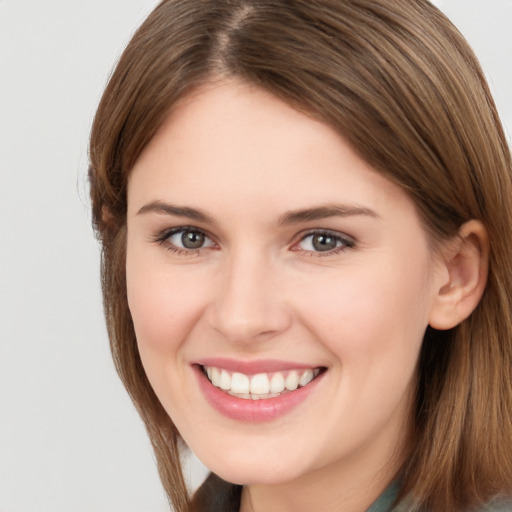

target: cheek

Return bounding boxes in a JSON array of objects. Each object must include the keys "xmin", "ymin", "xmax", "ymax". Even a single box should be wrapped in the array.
[
  {"xmin": 293, "ymin": 256, "xmax": 432, "ymax": 367},
  {"xmin": 125, "ymin": 255, "xmax": 212, "ymax": 418},
  {"xmin": 126, "ymin": 249, "xmax": 207, "ymax": 356}
]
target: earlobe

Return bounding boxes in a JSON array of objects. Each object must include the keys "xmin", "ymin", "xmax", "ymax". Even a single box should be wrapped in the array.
[
  {"xmin": 102, "ymin": 205, "xmax": 113, "ymax": 224},
  {"xmin": 428, "ymin": 220, "xmax": 489, "ymax": 330}
]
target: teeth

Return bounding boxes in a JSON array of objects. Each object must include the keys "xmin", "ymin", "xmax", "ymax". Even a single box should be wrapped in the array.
[
  {"xmin": 285, "ymin": 370, "xmax": 299, "ymax": 391},
  {"xmin": 231, "ymin": 372, "xmax": 250, "ymax": 394},
  {"xmin": 250, "ymin": 373, "xmax": 270, "ymax": 394},
  {"xmin": 210, "ymin": 367, "xmax": 221, "ymax": 386},
  {"xmin": 299, "ymin": 369, "xmax": 314, "ymax": 387},
  {"xmin": 219, "ymin": 369, "xmax": 231, "ymax": 390},
  {"xmin": 204, "ymin": 365, "xmax": 321, "ymax": 399},
  {"xmin": 270, "ymin": 372, "xmax": 285, "ymax": 393}
]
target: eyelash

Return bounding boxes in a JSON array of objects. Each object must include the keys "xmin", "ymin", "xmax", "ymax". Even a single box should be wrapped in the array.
[
  {"xmin": 152, "ymin": 227, "xmax": 355, "ymax": 257},
  {"xmin": 152, "ymin": 226, "xmax": 217, "ymax": 256},
  {"xmin": 293, "ymin": 230, "xmax": 355, "ymax": 257}
]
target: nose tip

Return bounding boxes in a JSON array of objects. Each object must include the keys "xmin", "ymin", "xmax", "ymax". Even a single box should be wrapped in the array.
[{"xmin": 206, "ymin": 257, "xmax": 292, "ymax": 344}]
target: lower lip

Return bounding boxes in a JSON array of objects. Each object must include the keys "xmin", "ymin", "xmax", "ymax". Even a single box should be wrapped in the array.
[{"xmin": 194, "ymin": 365, "xmax": 325, "ymax": 422}]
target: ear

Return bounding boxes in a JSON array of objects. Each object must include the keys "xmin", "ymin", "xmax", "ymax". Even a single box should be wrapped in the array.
[{"xmin": 428, "ymin": 220, "xmax": 489, "ymax": 330}]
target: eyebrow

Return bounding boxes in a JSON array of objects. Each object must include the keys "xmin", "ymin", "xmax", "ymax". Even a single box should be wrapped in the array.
[
  {"xmin": 137, "ymin": 200, "xmax": 378, "ymax": 226},
  {"xmin": 278, "ymin": 204, "xmax": 379, "ymax": 225},
  {"xmin": 137, "ymin": 201, "xmax": 216, "ymax": 224}
]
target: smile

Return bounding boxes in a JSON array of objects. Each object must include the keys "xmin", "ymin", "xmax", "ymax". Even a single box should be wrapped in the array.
[
  {"xmin": 202, "ymin": 365, "xmax": 323, "ymax": 400},
  {"xmin": 194, "ymin": 360, "xmax": 327, "ymax": 422}
]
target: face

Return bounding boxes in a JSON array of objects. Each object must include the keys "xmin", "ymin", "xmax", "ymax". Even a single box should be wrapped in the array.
[{"xmin": 126, "ymin": 80, "xmax": 444, "ymax": 487}]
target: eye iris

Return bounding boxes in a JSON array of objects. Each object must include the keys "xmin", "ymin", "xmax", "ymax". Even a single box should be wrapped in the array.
[
  {"xmin": 312, "ymin": 234, "xmax": 338, "ymax": 251},
  {"xmin": 181, "ymin": 230, "xmax": 205, "ymax": 249}
]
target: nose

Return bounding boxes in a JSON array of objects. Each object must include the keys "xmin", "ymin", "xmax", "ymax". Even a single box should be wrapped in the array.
[{"xmin": 206, "ymin": 249, "xmax": 292, "ymax": 344}]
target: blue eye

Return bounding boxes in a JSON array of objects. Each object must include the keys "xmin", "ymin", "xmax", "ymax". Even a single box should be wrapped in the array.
[
  {"xmin": 297, "ymin": 231, "xmax": 354, "ymax": 253},
  {"xmin": 165, "ymin": 228, "xmax": 215, "ymax": 250}
]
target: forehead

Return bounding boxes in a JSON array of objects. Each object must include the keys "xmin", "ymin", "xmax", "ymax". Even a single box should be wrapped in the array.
[{"xmin": 128, "ymin": 79, "xmax": 415, "ymax": 223}]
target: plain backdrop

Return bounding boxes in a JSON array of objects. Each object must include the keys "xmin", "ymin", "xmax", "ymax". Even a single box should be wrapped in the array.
[{"xmin": 0, "ymin": 1, "xmax": 510, "ymax": 511}]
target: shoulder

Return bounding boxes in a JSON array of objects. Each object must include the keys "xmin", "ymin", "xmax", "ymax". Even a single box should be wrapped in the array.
[
  {"xmin": 391, "ymin": 494, "xmax": 512, "ymax": 512},
  {"xmin": 478, "ymin": 499, "xmax": 512, "ymax": 512},
  {"xmin": 467, "ymin": 496, "xmax": 512, "ymax": 512}
]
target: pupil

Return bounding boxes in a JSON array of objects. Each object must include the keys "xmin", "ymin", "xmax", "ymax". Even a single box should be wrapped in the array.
[
  {"xmin": 182, "ymin": 230, "xmax": 205, "ymax": 249},
  {"xmin": 312, "ymin": 234, "xmax": 337, "ymax": 251}
]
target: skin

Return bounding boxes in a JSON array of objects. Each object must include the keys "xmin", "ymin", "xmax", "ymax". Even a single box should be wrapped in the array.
[{"xmin": 126, "ymin": 80, "xmax": 454, "ymax": 512}]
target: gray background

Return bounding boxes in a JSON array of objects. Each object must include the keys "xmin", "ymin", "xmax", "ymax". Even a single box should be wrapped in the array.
[{"xmin": 0, "ymin": 1, "xmax": 510, "ymax": 511}]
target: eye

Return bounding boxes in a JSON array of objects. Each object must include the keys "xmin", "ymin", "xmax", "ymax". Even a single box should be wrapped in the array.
[
  {"xmin": 162, "ymin": 227, "xmax": 216, "ymax": 251},
  {"xmin": 294, "ymin": 231, "xmax": 354, "ymax": 254}
]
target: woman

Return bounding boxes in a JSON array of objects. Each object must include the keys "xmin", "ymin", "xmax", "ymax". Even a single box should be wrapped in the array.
[{"xmin": 88, "ymin": 0, "xmax": 512, "ymax": 510}]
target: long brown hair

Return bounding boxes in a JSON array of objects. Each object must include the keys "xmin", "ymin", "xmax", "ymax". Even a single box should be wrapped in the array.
[{"xmin": 89, "ymin": 1, "xmax": 512, "ymax": 510}]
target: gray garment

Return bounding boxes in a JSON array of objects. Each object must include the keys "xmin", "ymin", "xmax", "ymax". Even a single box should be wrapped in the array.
[
  {"xmin": 192, "ymin": 473, "xmax": 512, "ymax": 511},
  {"xmin": 366, "ymin": 480, "xmax": 512, "ymax": 512},
  {"xmin": 367, "ymin": 481, "xmax": 400, "ymax": 512}
]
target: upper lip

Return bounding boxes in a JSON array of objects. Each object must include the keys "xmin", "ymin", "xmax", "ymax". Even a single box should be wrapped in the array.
[{"xmin": 194, "ymin": 357, "xmax": 324, "ymax": 374}]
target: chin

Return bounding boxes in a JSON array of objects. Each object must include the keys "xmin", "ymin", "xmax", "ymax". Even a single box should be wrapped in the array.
[{"xmin": 200, "ymin": 450, "xmax": 310, "ymax": 486}]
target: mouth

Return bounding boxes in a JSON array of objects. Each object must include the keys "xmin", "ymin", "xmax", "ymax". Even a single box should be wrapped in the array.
[
  {"xmin": 200, "ymin": 364, "xmax": 326, "ymax": 400},
  {"xmin": 193, "ymin": 359, "xmax": 328, "ymax": 422}
]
